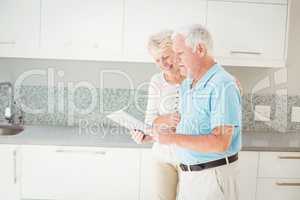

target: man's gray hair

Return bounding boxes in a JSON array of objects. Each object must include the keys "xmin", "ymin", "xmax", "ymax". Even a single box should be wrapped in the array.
[{"xmin": 172, "ymin": 24, "xmax": 213, "ymax": 54}]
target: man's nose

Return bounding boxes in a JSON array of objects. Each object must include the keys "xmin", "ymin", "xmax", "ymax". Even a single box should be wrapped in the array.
[{"xmin": 175, "ymin": 55, "xmax": 181, "ymax": 63}]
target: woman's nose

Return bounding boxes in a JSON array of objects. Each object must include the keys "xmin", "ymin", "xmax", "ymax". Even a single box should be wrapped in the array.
[{"xmin": 162, "ymin": 59, "xmax": 169, "ymax": 67}]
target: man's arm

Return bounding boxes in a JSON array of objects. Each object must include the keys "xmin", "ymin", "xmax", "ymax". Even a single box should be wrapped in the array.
[{"xmin": 154, "ymin": 125, "xmax": 234, "ymax": 153}]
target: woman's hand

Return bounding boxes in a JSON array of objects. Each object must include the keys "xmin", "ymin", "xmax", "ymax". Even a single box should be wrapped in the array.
[
  {"xmin": 130, "ymin": 129, "xmax": 154, "ymax": 144},
  {"xmin": 153, "ymin": 112, "xmax": 181, "ymax": 130}
]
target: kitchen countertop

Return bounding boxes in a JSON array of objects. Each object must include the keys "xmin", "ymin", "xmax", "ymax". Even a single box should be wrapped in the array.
[{"xmin": 0, "ymin": 125, "xmax": 300, "ymax": 152}]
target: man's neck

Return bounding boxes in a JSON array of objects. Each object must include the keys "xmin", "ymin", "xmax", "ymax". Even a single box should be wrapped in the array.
[
  {"xmin": 193, "ymin": 57, "xmax": 215, "ymax": 81},
  {"xmin": 191, "ymin": 57, "xmax": 216, "ymax": 87}
]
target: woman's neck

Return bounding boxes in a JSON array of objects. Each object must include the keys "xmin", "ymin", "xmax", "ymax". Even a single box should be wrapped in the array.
[{"xmin": 164, "ymin": 70, "xmax": 185, "ymax": 85}]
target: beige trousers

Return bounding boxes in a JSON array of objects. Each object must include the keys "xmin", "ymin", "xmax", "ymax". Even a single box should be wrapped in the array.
[
  {"xmin": 152, "ymin": 159, "xmax": 179, "ymax": 200},
  {"xmin": 177, "ymin": 161, "xmax": 240, "ymax": 200}
]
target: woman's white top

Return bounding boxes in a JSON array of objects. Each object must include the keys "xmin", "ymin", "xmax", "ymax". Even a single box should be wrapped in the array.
[{"xmin": 145, "ymin": 72, "xmax": 180, "ymax": 164}]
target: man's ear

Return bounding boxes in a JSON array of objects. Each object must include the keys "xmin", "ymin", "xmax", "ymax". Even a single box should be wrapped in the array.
[{"xmin": 195, "ymin": 43, "xmax": 207, "ymax": 57}]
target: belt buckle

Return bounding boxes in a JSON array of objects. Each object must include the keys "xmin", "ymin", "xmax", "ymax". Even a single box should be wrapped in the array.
[
  {"xmin": 180, "ymin": 164, "xmax": 191, "ymax": 172},
  {"xmin": 225, "ymin": 156, "xmax": 229, "ymax": 165}
]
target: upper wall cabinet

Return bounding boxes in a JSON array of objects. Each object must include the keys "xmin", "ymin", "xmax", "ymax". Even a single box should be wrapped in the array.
[
  {"xmin": 40, "ymin": 0, "xmax": 124, "ymax": 61},
  {"xmin": 0, "ymin": 0, "xmax": 289, "ymax": 68},
  {"xmin": 123, "ymin": 0, "xmax": 207, "ymax": 62},
  {"xmin": 0, "ymin": 0, "xmax": 40, "ymax": 58},
  {"xmin": 207, "ymin": 0, "xmax": 288, "ymax": 68}
]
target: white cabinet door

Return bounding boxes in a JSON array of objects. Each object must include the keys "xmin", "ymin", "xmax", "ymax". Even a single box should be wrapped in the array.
[
  {"xmin": 140, "ymin": 149, "xmax": 155, "ymax": 200},
  {"xmin": 40, "ymin": 0, "xmax": 123, "ymax": 61},
  {"xmin": 20, "ymin": 146, "xmax": 140, "ymax": 200},
  {"xmin": 256, "ymin": 178, "xmax": 300, "ymax": 200},
  {"xmin": 0, "ymin": 0, "xmax": 40, "ymax": 58},
  {"xmin": 238, "ymin": 151, "xmax": 259, "ymax": 200},
  {"xmin": 207, "ymin": 1, "xmax": 287, "ymax": 67},
  {"xmin": 0, "ymin": 145, "xmax": 19, "ymax": 200},
  {"xmin": 124, "ymin": 0, "xmax": 207, "ymax": 62},
  {"xmin": 258, "ymin": 152, "xmax": 300, "ymax": 178},
  {"xmin": 208, "ymin": 0, "xmax": 287, "ymax": 4}
]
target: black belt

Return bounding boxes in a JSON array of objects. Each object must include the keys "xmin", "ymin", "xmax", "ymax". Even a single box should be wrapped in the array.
[{"xmin": 179, "ymin": 153, "xmax": 238, "ymax": 172}]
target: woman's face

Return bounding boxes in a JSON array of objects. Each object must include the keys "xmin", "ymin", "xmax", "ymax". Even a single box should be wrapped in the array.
[{"xmin": 149, "ymin": 47, "xmax": 186, "ymax": 76}]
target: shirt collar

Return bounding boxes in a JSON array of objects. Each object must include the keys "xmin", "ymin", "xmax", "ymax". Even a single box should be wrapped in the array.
[{"xmin": 193, "ymin": 63, "xmax": 221, "ymax": 89}]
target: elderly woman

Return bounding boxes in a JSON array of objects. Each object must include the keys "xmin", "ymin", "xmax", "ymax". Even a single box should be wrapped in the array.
[{"xmin": 131, "ymin": 30, "xmax": 184, "ymax": 200}]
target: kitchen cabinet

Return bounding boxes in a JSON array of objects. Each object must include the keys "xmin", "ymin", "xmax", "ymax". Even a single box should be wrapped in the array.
[
  {"xmin": 238, "ymin": 151, "xmax": 259, "ymax": 200},
  {"xmin": 139, "ymin": 149, "xmax": 155, "ymax": 200},
  {"xmin": 0, "ymin": 0, "xmax": 290, "ymax": 67},
  {"xmin": 256, "ymin": 178, "xmax": 300, "ymax": 200},
  {"xmin": 258, "ymin": 152, "xmax": 300, "ymax": 178},
  {"xmin": 0, "ymin": 0, "xmax": 40, "ymax": 58},
  {"xmin": 123, "ymin": 0, "xmax": 207, "ymax": 62},
  {"xmin": 20, "ymin": 145, "xmax": 140, "ymax": 200},
  {"xmin": 209, "ymin": 0, "xmax": 287, "ymax": 3},
  {"xmin": 256, "ymin": 152, "xmax": 300, "ymax": 200},
  {"xmin": 0, "ymin": 145, "xmax": 20, "ymax": 200},
  {"xmin": 40, "ymin": 0, "xmax": 124, "ymax": 61},
  {"xmin": 207, "ymin": 0, "xmax": 288, "ymax": 67}
]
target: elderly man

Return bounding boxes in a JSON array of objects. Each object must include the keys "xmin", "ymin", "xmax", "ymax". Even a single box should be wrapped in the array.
[{"xmin": 152, "ymin": 24, "xmax": 242, "ymax": 200}]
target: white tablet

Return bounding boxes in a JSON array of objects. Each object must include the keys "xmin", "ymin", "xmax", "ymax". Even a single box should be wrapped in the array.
[{"xmin": 106, "ymin": 110, "xmax": 148, "ymax": 132}]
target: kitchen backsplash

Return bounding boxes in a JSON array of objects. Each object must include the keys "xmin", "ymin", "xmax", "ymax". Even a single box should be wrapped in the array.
[{"xmin": 0, "ymin": 85, "xmax": 299, "ymax": 133}]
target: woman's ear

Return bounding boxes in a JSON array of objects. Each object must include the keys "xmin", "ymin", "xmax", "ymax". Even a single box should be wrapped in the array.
[{"xmin": 196, "ymin": 43, "xmax": 207, "ymax": 57}]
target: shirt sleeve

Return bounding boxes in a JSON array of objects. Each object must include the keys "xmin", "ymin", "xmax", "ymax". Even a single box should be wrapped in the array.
[
  {"xmin": 144, "ymin": 76, "xmax": 160, "ymax": 126},
  {"xmin": 210, "ymin": 80, "xmax": 242, "ymax": 130}
]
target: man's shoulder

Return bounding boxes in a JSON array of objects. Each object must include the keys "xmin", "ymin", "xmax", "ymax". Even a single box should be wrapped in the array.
[{"xmin": 208, "ymin": 66, "xmax": 236, "ymax": 87}]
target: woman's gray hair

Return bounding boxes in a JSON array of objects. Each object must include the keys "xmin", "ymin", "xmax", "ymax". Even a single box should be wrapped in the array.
[
  {"xmin": 148, "ymin": 30, "xmax": 174, "ymax": 53},
  {"xmin": 172, "ymin": 24, "xmax": 213, "ymax": 54}
]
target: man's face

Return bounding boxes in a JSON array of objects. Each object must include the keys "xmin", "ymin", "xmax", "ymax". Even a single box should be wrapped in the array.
[{"xmin": 173, "ymin": 34, "xmax": 202, "ymax": 76}]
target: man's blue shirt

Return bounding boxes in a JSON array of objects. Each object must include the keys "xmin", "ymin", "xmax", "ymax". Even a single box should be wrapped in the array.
[{"xmin": 175, "ymin": 63, "xmax": 242, "ymax": 165}]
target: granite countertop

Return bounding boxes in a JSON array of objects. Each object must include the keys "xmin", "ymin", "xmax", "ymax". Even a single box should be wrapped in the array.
[{"xmin": 0, "ymin": 125, "xmax": 299, "ymax": 152}]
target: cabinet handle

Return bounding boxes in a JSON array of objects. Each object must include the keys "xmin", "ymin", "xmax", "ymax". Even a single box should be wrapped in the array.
[
  {"xmin": 0, "ymin": 41, "xmax": 16, "ymax": 45},
  {"xmin": 56, "ymin": 149, "xmax": 106, "ymax": 155},
  {"xmin": 230, "ymin": 50, "xmax": 262, "ymax": 55},
  {"xmin": 278, "ymin": 156, "xmax": 300, "ymax": 159},
  {"xmin": 276, "ymin": 182, "xmax": 300, "ymax": 186},
  {"xmin": 13, "ymin": 149, "xmax": 17, "ymax": 184}
]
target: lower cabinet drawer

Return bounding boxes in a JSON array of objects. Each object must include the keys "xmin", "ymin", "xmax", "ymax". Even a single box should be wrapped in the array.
[
  {"xmin": 256, "ymin": 178, "xmax": 300, "ymax": 200},
  {"xmin": 20, "ymin": 146, "xmax": 140, "ymax": 200},
  {"xmin": 258, "ymin": 152, "xmax": 300, "ymax": 178}
]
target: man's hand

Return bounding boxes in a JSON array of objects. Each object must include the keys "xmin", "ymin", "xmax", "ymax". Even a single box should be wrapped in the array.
[
  {"xmin": 151, "ymin": 129, "xmax": 176, "ymax": 145},
  {"xmin": 130, "ymin": 129, "xmax": 154, "ymax": 144}
]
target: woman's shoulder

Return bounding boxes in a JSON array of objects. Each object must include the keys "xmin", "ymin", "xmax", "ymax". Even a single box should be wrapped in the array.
[{"xmin": 149, "ymin": 72, "xmax": 165, "ymax": 85}]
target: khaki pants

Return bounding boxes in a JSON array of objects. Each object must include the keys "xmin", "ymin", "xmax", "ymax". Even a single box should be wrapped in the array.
[
  {"xmin": 177, "ymin": 161, "xmax": 240, "ymax": 200},
  {"xmin": 152, "ymin": 159, "xmax": 179, "ymax": 200}
]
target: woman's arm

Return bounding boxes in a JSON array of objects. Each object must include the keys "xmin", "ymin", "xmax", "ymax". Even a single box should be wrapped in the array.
[
  {"xmin": 130, "ymin": 76, "xmax": 161, "ymax": 144},
  {"xmin": 153, "ymin": 112, "xmax": 180, "ymax": 131}
]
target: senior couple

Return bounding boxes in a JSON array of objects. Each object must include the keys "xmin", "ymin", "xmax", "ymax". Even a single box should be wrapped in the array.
[{"xmin": 131, "ymin": 24, "xmax": 242, "ymax": 200}]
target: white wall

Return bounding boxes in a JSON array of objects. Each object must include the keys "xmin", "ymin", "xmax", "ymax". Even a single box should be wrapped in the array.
[
  {"xmin": 0, "ymin": 67, "xmax": 12, "ymax": 82},
  {"xmin": 0, "ymin": 58, "xmax": 159, "ymax": 89}
]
